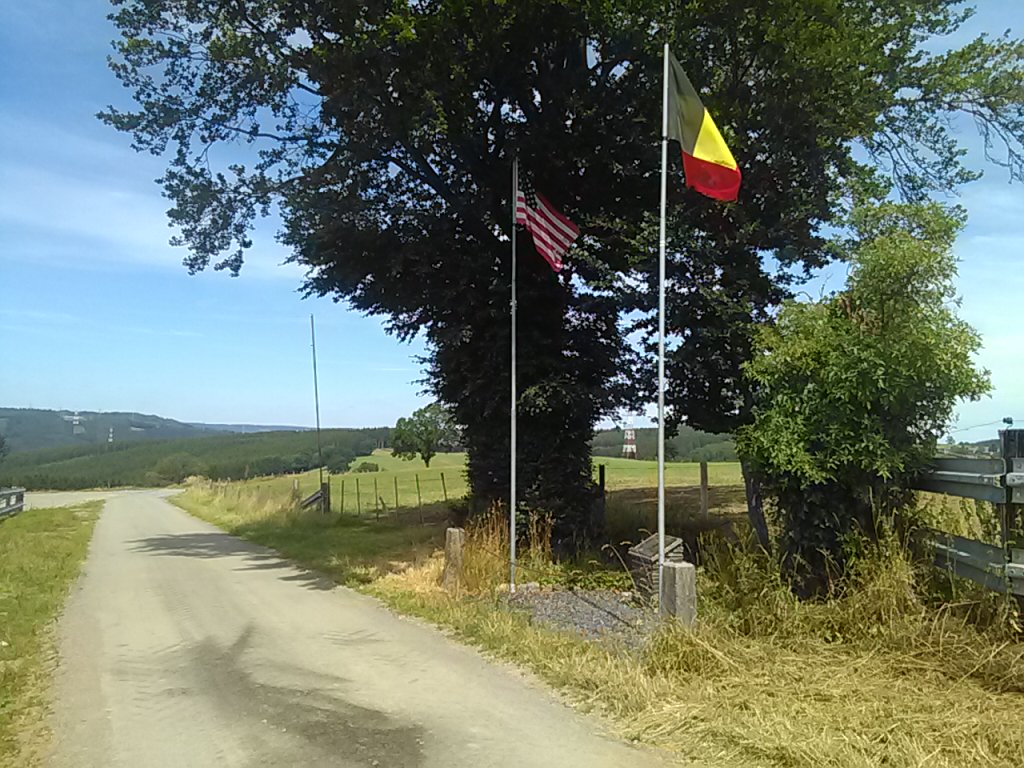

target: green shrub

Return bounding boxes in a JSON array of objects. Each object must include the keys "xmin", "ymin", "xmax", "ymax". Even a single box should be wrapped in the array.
[
  {"xmin": 739, "ymin": 201, "xmax": 989, "ymax": 594},
  {"xmin": 352, "ymin": 461, "xmax": 380, "ymax": 473}
]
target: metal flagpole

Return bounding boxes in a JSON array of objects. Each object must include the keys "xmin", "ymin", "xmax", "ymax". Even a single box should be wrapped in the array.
[
  {"xmin": 657, "ymin": 42, "xmax": 670, "ymax": 612},
  {"xmin": 510, "ymin": 156, "xmax": 518, "ymax": 594},
  {"xmin": 310, "ymin": 314, "xmax": 326, "ymax": 513}
]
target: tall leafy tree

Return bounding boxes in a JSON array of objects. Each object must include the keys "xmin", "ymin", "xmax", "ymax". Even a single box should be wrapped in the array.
[
  {"xmin": 737, "ymin": 200, "xmax": 990, "ymax": 593},
  {"xmin": 102, "ymin": 0, "xmax": 1024, "ymax": 541},
  {"xmin": 391, "ymin": 403, "xmax": 459, "ymax": 468}
]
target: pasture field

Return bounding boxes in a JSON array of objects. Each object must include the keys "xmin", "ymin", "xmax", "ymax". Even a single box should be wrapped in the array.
[
  {"xmin": 241, "ymin": 451, "xmax": 744, "ymax": 518},
  {"xmin": 594, "ymin": 456, "xmax": 743, "ymax": 490},
  {"xmin": 236, "ymin": 450, "xmax": 470, "ymax": 515}
]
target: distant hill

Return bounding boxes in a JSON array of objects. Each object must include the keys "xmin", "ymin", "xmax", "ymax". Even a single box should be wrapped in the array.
[
  {"xmin": 0, "ymin": 407, "xmax": 318, "ymax": 454},
  {"xmin": 0, "ymin": 427, "xmax": 390, "ymax": 490},
  {"xmin": 0, "ymin": 407, "xmax": 217, "ymax": 453},
  {"xmin": 592, "ymin": 425, "xmax": 736, "ymax": 462}
]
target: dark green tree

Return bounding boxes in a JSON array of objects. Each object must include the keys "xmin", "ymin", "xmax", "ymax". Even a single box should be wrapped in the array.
[
  {"xmin": 101, "ymin": 0, "xmax": 1024, "ymax": 543},
  {"xmin": 391, "ymin": 403, "xmax": 458, "ymax": 468}
]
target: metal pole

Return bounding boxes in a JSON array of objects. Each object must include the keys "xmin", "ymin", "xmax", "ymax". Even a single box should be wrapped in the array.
[
  {"xmin": 510, "ymin": 156, "xmax": 519, "ymax": 594},
  {"xmin": 310, "ymin": 314, "xmax": 325, "ymax": 512},
  {"xmin": 657, "ymin": 42, "xmax": 670, "ymax": 612}
]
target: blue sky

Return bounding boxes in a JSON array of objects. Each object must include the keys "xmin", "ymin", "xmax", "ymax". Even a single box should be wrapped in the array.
[{"xmin": 1, "ymin": 1, "xmax": 1022, "ymax": 441}]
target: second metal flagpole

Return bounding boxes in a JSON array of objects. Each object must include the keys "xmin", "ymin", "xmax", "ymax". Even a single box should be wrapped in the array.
[
  {"xmin": 510, "ymin": 157, "xmax": 518, "ymax": 594},
  {"xmin": 657, "ymin": 42, "xmax": 670, "ymax": 612}
]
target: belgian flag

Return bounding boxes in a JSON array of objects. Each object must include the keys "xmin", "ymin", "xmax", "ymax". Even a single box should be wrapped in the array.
[{"xmin": 666, "ymin": 50, "xmax": 741, "ymax": 202}]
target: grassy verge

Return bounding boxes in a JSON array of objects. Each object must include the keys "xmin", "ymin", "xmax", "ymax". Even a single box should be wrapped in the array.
[
  {"xmin": 173, "ymin": 480, "xmax": 447, "ymax": 584},
  {"xmin": 0, "ymin": 502, "xmax": 101, "ymax": 766},
  {"xmin": 177, "ymin": 478, "xmax": 1024, "ymax": 768}
]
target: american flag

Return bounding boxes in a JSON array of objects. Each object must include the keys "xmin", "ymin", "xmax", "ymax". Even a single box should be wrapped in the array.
[{"xmin": 515, "ymin": 173, "xmax": 579, "ymax": 272}]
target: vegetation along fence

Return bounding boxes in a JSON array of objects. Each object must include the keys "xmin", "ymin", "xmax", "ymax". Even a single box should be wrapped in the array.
[
  {"xmin": 0, "ymin": 487, "xmax": 26, "ymax": 522},
  {"xmin": 912, "ymin": 429, "xmax": 1024, "ymax": 600}
]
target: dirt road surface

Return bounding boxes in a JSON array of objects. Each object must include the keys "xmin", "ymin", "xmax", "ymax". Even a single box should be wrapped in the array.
[{"xmin": 45, "ymin": 491, "xmax": 670, "ymax": 768}]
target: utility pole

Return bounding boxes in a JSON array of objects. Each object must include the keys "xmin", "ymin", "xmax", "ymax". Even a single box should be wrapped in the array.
[{"xmin": 310, "ymin": 315, "xmax": 328, "ymax": 513}]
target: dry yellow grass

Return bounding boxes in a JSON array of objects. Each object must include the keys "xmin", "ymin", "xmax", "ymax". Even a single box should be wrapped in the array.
[
  {"xmin": 373, "ymin": 535, "xmax": 1024, "ymax": 768},
  {"xmin": 175, "ymin": 479, "xmax": 446, "ymax": 585}
]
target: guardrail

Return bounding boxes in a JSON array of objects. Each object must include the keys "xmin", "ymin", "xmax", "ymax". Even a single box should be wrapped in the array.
[
  {"xmin": 924, "ymin": 528, "xmax": 1024, "ymax": 597},
  {"xmin": 0, "ymin": 487, "xmax": 26, "ymax": 521},
  {"xmin": 911, "ymin": 430, "xmax": 1024, "ymax": 599}
]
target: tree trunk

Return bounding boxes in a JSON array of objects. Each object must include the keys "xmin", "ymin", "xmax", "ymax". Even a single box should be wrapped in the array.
[{"xmin": 741, "ymin": 460, "xmax": 771, "ymax": 552}]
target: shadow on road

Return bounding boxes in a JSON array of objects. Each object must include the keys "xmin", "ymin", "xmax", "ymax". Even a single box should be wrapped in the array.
[{"xmin": 129, "ymin": 532, "xmax": 337, "ymax": 592}]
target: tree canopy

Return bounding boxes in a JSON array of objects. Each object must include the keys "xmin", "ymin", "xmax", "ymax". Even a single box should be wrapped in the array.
[{"xmin": 102, "ymin": 0, "xmax": 1024, "ymax": 538}]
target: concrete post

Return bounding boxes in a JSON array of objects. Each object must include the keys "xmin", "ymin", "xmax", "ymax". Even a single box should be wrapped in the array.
[
  {"xmin": 442, "ymin": 527, "xmax": 466, "ymax": 592},
  {"xmin": 659, "ymin": 561, "xmax": 697, "ymax": 627}
]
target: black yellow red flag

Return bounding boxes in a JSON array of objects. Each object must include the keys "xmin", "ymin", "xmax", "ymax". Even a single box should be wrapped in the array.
[{"xmin": 666, "ymin": 51, "xmax": 741, "ymax": 201}]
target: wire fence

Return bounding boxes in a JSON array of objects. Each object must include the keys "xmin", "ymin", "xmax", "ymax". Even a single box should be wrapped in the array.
[{"xmin": 330, "ymin": 470, "xmax": 456, "ymax": 522}]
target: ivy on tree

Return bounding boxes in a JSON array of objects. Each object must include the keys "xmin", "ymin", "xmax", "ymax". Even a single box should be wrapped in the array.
[{"xmin": 101, "ymin": 0, "xmax": 1024, "ymax": 543}]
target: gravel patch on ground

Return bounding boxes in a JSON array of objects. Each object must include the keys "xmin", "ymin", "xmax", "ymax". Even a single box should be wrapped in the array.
[{"xmin": 506, "ymin": 587, "xmax": 658, "ymax": 646}]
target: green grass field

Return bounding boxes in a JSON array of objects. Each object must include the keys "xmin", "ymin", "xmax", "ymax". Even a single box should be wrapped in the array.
[
  {"xmin": 0, "ymin": 502, "xmax": 101, "ymax": 766},
  {"xmin": 234, "ymin": 450, "xmax": 470, "ymax": 515},
  {"xmin": 594, "ymin": 456, "xmax": 743, "ymax": 491},
  {"xmin": 243, "ymin": 451, "xmax": 743, "ymax": 514}
]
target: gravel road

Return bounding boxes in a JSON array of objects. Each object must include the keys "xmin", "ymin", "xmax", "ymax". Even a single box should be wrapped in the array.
[{"xmin": 45, "ymin": 491, "xmax": 670, "ymax": 767}]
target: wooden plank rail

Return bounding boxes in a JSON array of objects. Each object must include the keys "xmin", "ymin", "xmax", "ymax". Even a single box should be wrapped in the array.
[{"xmin": 0, "ymin": 487, "xmax": 26, "ymax": 521}]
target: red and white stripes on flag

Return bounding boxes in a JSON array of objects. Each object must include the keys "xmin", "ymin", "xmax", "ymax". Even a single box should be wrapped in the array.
[{"xmin": 515, "ymin": 174, "xmax": 579, "ymax": 272}]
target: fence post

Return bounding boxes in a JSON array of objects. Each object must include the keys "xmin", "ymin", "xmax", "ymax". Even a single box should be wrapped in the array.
[
  {"xmin": 356, "ymin": 477, "xmax": 361, "ymax": 516},
  {"xmin": 340, "ymin": 479, "xmax": 345, "ymax": 516},
  {"xmin": 440, "ymin": 472, "xmax": 448, "ymax": 502},
  {"xmin": 442, "ymin": 527, "xmax": 466, "ymax": 592},
  {"xmin": 394, "ymin": 475, "xmax": 399, "ymax": 511},
  {"xmin": 1000, "ymin": 429, "xmax": 1024, "ymax": 613},
  {"xmin": 593, "ymin": 464, "xmax": 607, "ymax": 539},
  {"xmin": 374, "ymin": 477, "xmax": 380, "ymax": 521},
  {"xmin": 415, "ymin": 473, "xmax": 424, "ymax": 524},
  {"xmin": 699, "ymin": 461, "xmax": 709, "ymax": 517}
]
